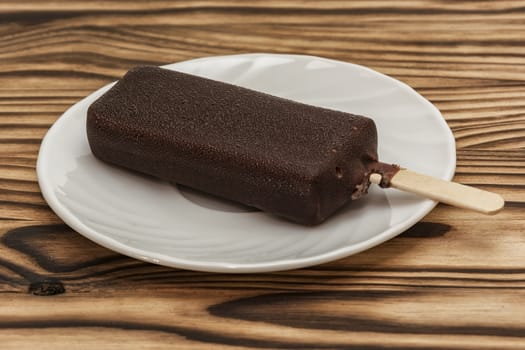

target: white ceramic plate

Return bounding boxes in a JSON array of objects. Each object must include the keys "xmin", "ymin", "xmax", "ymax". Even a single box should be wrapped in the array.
[{"xmin": 37, "ymin": 53, "xmax": 455, "ymax": 273}]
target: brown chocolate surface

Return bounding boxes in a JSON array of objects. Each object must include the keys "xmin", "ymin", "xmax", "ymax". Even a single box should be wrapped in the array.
[
  {"xmin": 87, "ymin": 66, "xmax": 380, "ymax": 225},
  {"xmin": 370, "ymin": 162, "xmax": 401, "ymax": 188}
]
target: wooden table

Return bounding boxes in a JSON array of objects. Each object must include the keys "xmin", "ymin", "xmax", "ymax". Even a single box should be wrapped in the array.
[{"xmin": 1, "ymin": 1, "xmax": 524, "ymax": 348}]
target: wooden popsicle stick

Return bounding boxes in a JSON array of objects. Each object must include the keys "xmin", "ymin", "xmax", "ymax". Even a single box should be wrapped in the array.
[{"xmin": 369, "ymin": 169, "xmax": 505, "ymax": 215}]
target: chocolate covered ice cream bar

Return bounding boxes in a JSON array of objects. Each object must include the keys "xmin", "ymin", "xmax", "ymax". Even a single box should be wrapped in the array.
[{"xmin": 87, "ymin": 66, "xmax": 398, "ymax": 225}]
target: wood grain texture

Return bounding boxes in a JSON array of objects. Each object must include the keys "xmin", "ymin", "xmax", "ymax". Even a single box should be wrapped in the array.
[{"xmin": 1, "ymin": 1, "xmax": 524, "ymax": 349}]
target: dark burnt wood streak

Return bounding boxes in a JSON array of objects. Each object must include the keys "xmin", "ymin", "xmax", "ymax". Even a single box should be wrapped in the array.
[{"xmin": 0, "ymin": 1, "xmax": 524, "ymax": 349}]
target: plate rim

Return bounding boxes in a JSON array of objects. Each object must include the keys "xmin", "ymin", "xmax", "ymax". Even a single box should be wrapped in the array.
[{"xmin": 37, "ymin": 53, "xmax": 456, "ymax": 273}]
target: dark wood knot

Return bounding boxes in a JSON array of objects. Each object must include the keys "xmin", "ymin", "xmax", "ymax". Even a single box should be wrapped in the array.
[{"xmin": 28, "ymin": 280, "xmax": 65, "ymax": 296}]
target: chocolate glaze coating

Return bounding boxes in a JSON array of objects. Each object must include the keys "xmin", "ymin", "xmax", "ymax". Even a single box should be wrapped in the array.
[{"xmin": 87, "ymin": 66, "xmax": 381, "ymax": 225}]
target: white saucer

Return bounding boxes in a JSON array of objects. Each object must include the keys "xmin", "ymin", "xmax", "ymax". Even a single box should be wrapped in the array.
[{"xmin": 37, "ymin": 54, "xmax": 456, "ymax": 273}]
